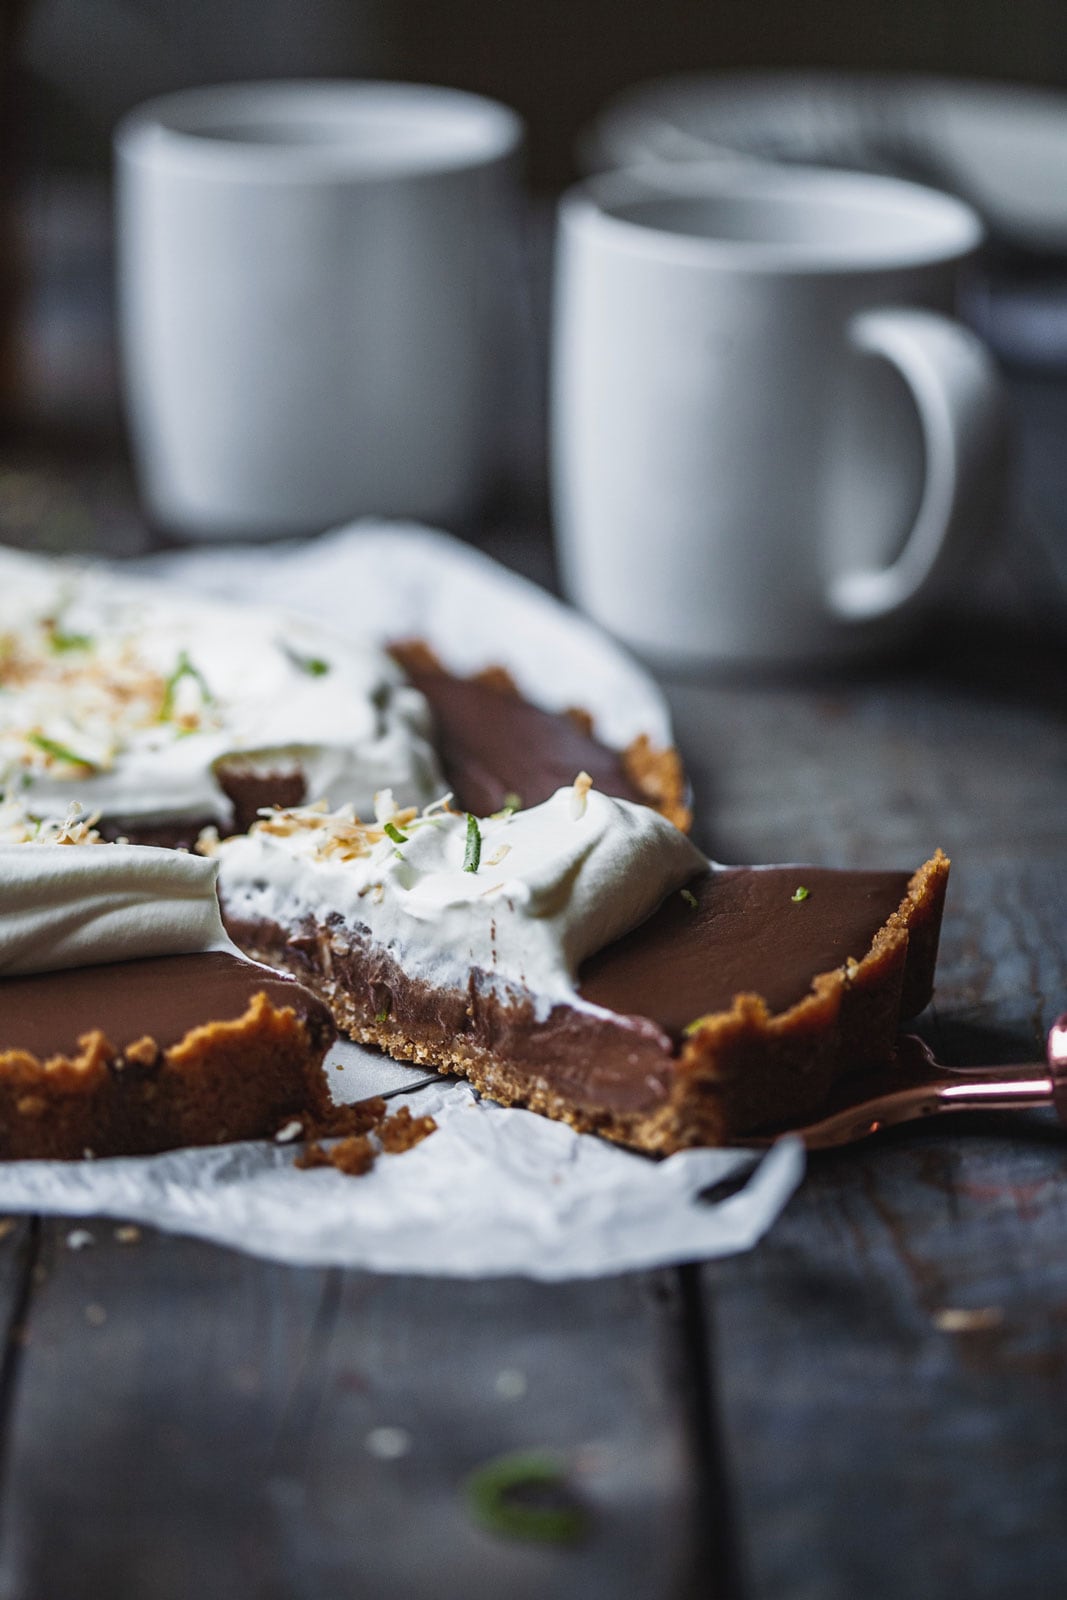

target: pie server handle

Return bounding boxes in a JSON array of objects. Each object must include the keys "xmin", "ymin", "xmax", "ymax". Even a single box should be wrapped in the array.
[{"xmin": 1046, "ymin": 1013, "xmax": 1067, "ymax": 1128}]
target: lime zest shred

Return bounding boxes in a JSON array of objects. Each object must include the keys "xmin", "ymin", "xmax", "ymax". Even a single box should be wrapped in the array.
[
  {"xmin": 464, "ymin": 1451, "xmax": 588, "ymax": 1545},
  {"xmin": 159, "ymin": 650, "xmax": 214, "ymax": 723},
  {"xmin": 383, "ymin": 821, "xmax": 408, "ymax": 846},
  {"xmin": 282, "ymin": 642, "xmax": 330, "ymax": 677},
  {"xmin": 26, "ymin": 732, "xmax": 100, "ymax": 773},
  {"xmin": 791, "ymin": 886, "xmax": 811, "ymax": 903},
  {"xmin": 684, "ymin": 1014, "xmax": 716, "ymax": 1038},
  {"xmin": 48, "ymin": 628, "xmax": 93, "ymax": 653},
  {"xmin": 680, "ymin": 888, "xmax": 698, "ymax": 910},
  {"xmin": 463, "ymin": 813, "xmax": 482, "ymax": 873}
]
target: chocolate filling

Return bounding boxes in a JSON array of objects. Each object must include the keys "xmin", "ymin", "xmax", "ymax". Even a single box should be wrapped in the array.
[
  {"xmin": 578, "ymin": 866, "xmax": 913, "ymax": 1038},
  {"xmin": 218, "ymin": 767, "xmax": 307, "ymax": 834},
  {"xmin": 98, "ymin": 816, "xmax": 216, "ymax": 851},
  {"xmin": 3, "ymin": 950, "xmax": 332, "ymax": 1061},
  {"xmin": 395, "ymin": 660, "xmax": 644, "ymax": 816},
  {"xmin": 224, "ymin": 909, "xmax": 675, "ymax": 1120}
]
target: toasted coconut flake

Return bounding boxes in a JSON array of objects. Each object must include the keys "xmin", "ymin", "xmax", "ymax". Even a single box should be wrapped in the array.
[
  {"xmin": 251, "ymin": 790, "xmax": 460, "ymax": 865},
  {"xmin": 570, "ymin": 770, "xmax": 594, "ymax": 819},
  {"xmin": 0, "ymin": 794, "xmax": 103, "ymax": 845},
  {"xmin": 0, "ymin": 613, "xmax": 228, "ymax": 782},
  {"xmin": 373, "ymin": 787, "xmax": 399, "ymax": 826},
  {"xmin": 50, "ymin": 802, "xmax": 103, "ymax": 845},
  {"xmin": 253, "ymin": 798, "xmax": 388, "ymax": 861},
  {"xmin": 422, "ymin": 791, "xmax": 456, "ymax": 816}
]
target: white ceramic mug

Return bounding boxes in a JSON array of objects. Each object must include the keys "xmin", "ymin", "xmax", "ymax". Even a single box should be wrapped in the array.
[
  {"xmin": 116, "ymin": 81, "xmax": 524, "ymax": 539},
  {"xmin": 551, "ymin": 164, "xmax": 1007, "ymax": 667}
]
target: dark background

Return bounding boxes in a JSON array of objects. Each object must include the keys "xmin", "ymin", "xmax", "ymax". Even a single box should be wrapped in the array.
[
  {"xmin": 4, "ymin": 0, "xmax": 1067, "ymax": 614},
  {"xmin": 7, "ymin": 0, "xmax": 1067, "ymax": 190}
]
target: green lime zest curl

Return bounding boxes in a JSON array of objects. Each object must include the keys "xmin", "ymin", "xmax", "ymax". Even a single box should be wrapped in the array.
[
  {"xmin": 463, "ymin": 813, "xmax": 482, "ymax": 873},
  {"xmin": 26, "ymin": 733, "xmax": 99, "ymax": 772},
  {"xmin": 159, "ymin": 650, "xmax": 214, "ymax": 722},
  {"xmin": 464, "ymin": 1451, "xmax": 588, "ymax": 1544}
]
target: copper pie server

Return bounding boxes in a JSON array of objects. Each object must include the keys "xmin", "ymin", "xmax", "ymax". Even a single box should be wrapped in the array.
[{"xmin": 743, "ymin": 1014, "xmax": 1067, "ymax": 1150}]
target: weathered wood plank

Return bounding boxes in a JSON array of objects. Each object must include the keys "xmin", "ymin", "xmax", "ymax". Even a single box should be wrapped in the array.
[
  {"xmin": 669, "ymin": 631, "xmax": 1067, "ymax": 869},
  {"xmin": 0, "ymin": 1217, "xmax": 39, "ymax": 1508},
  {"xmin": 265, "ymin": 1270, "xmax": 702, "ymax": 1600},
  {"xmin": 0, "ymin": 1224, "xmax": 330, "ymax": 1600},
  {"xmin": 699, "ymin": 862, "xmax": 1067, "ymax": 1600},
  {"xmin": 0, "ymin": 1240, "xmax": 704, "ymax": 1600}
]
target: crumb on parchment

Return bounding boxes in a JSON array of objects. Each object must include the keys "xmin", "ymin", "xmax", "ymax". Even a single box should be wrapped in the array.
[
  {"xmin": 379, "ymin": 1105, "xmax": 438, "ymax": 1154},
  {"xmin": 293, "ymin": 1097, "xmax": 437, "ymax": 1177}
]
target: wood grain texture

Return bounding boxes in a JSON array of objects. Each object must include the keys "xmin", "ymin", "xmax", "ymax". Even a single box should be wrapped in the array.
[
  {"xmin": 0, "ymin": 1223, "xmax": 329, "ymax": 1600},
  {"xmin": 0, "ymin": 1217, "xmax": 38, "ymax": 1512},
  {"xmin": 1, "ymin": 422, "xmax": 1066, "ymax": 1600},
  {"xmin": 668, "ymin": 625, "xmax": 1067, "ymax": 870},
  {"xmin": 0, "ymin": 1239, "xmax": 704, "ymax": 1600},
  {"xmin": 262, "ymin": 1270, "xmax": 700, "ymax": 1600},
  {"xmin": 700, "ymin": 862, "xmax": 1067, "ymax": 1600}
]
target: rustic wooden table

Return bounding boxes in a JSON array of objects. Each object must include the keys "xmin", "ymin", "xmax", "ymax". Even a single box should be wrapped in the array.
[{"xmin": 0, "ymin": 401, "xmax": 1066, "ymax": 1597}]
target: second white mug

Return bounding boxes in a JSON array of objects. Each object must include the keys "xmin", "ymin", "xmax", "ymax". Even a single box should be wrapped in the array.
[{"xmin": 551, "ymin": 163, "xmax": 1007, "ymax": 667}]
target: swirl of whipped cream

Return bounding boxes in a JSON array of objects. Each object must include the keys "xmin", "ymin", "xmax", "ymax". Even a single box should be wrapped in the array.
[
  {"xmin": 0, "ymin": 844, "xmax": 238, "ymax": 977},
  {"xmin": 0, "ymin": 546, "xmax": 441, "ymax": 827},
  {"xmin": 216, "ymin": 783, "xmax": 708, "ymax": 1013}
]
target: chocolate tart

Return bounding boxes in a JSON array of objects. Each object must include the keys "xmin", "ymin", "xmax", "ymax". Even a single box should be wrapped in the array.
[
  {"xmin": 0, "ymin": 951, "xmax": 336, "ymax": 1160},
  {"xmin": 223, "ymin": 852, "xmax": 948, "ymax": 1154}
]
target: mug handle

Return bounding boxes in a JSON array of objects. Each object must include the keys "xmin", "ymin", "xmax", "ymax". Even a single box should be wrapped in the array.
[{"xmin": 828, "ymin": 307, "xmax": 1008, "ymax": 623}]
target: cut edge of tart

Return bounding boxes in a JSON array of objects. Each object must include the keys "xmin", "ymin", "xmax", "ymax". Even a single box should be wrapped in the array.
[
  {"xmin": 215, "ymin": 782, "xmax": 948, "ymax": 1155},
  {"xmin": 0, "ymin": 812, "xmax": 338, "ymax": 1160},
  {"xmin": 646, "ymin": 850, "xmax": 950, "ymax": 1150},
  {"xmin": 0, "ymin": 965, "xmax": 337, "ymax": 1161}
]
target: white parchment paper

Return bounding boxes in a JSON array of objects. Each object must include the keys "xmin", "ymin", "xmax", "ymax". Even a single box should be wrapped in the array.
[
  {"xmin": 0, "ymin": 1079, "xmax": 804, "ymax": 1279},
  {"xmin": 0, "ymin": 522, "xmax": 805, "ymax": 1275}
]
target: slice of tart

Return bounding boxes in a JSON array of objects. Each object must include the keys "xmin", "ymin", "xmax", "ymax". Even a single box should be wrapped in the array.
[
  {"xmin": 213, "ymin": 781, "xmax": 948, "ymax": 1153},
  {"xmin": 0, "ymin": 809, "xmax": 336, "ymax": 1160}
]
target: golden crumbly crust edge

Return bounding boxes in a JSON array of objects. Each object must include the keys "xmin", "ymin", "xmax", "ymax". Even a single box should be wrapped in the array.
[
  {"xmin": 0, "ymin": 991, "xmax": 334, "ymax": 1161},
  {"xmin": 658, "ymin": 849, "xmax": 952, "ymax": 1148}
]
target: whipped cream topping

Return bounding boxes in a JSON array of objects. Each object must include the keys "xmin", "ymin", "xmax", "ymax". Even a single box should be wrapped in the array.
[
  {"xmin": 0, "ymin": 546, "xmax": 441, "ymax": 828},
  {"xmin": 0, "ymin": 841, "xmax": 238, "ymax": 978},
  {"xmin": 215, "ymin": 783, "xmax": 708, "ymax": 1015}
]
